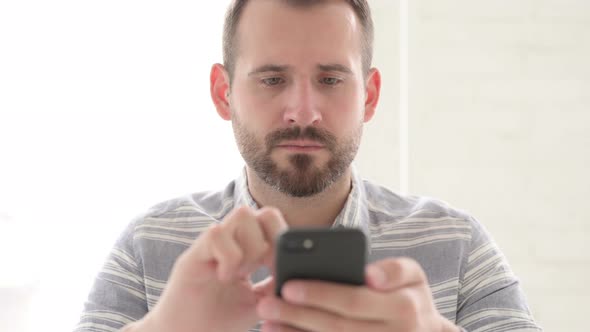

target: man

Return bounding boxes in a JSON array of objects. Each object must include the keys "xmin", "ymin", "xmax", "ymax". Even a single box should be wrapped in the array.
[{"xmin": 75, "ymin": 0, "xmax": 541, "ymax": 331}]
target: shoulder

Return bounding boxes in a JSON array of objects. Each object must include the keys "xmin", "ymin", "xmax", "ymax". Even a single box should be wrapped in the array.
[
  {"xmin": 126, "ymin": 182, "xmax": 237, "ymax": 245},
  {"xmin": 144, "ymin": 180, "xmax": 237, "ymax": 221},
  {"xmin": 360, "ymin": 180, "xmax": 496, "ymax": 249},
  {"xmin": 362, "ymin": 179, "xmax": 474, "ymax": 223}
]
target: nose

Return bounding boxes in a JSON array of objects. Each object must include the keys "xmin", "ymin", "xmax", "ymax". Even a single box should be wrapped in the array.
[{"xmin": 282, "ymin": 80, "xmax": 322, "ymax": 126}]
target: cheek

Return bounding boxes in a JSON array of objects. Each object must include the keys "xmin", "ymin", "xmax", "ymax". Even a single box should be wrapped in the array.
[
  {"xmin": 231, "ymin": 93, "xmax": 277, "ymax": 130},
  {"xmin": 234, "ymin": 84, "xmax": 282, "ymax": 114},
  {"xmin": 323, "ymin": 94, "xmax": 365, "ymax": 126}
]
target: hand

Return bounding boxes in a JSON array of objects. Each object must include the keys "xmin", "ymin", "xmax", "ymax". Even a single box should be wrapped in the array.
[
  {"xmin": 134, "ymin": 206, "xmax": 287, "ymax": 332},
  {"xmin": 257, "ymin": 257, "xmax": 459, "ymax": 332}
]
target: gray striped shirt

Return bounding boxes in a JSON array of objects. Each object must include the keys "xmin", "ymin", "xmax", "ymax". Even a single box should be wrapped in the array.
[{"xmin": 75, "ymin": 168, "xmax": 541, "ymax": 331}]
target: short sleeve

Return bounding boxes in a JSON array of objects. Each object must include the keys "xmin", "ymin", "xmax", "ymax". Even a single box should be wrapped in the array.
[
  {"xmin": 456, "ymin": 217, "xmax": 542, "ymax": 331},
  {"xmin": 74, "ymin": 220, "xmax": 148, "ymax": 332}
]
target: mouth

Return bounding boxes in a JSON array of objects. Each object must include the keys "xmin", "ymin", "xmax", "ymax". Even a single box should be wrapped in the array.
[{"xmin": 275, "ymin": 140, "xmax": 325, "ymax": 152}]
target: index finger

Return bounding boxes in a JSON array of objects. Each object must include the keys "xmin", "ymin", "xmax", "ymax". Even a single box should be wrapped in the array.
[{"xmin": 254, "ymin": 207, "xmax": 288, "ymax": 266}]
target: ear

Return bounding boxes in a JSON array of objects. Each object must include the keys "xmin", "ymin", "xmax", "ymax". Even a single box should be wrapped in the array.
[
  {"xmin": 210, "ymin": 63, "xmax": 232, "ymax": 121},
  {"xmin": 363, "ymin": 68, "xmax": 381, "ymax": 123}
]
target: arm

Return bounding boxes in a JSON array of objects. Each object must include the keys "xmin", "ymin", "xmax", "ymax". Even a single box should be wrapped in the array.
[
  {"xmin": 455, "ymin": 218, "xmax": 542, "ymax": 331},
  {"xmin": 254, "ymin": 217, "xmax": 542, "ymax": 332},
  {"xmin": 74, "ymin": 221, "xmax": 148, "ymax": 332},
  {"xmin": 106, "ymin": 206, "xmax": 286, "ymax": 332}
]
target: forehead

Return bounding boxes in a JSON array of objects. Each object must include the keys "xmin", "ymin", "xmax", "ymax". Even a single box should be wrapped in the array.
[{"xmin": 234, "ymin": 0, "xmax": 362, "ymax": 73}]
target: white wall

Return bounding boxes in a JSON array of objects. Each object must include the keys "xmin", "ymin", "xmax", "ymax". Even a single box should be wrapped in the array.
[
  {"xmin": 355, "ymin": 0, "xmax": 400, "ymax": 189},
  {"xmin": 408, "ymin": 1, "xmax": 590, "ymax": 331}
]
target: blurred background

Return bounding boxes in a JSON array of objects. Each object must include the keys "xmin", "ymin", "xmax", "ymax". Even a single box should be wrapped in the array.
[{"xmin": 0, "ymin": 0, "xmax": 588, "ymax": 331}]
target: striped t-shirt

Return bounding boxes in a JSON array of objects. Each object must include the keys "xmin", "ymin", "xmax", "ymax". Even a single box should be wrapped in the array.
[{"xmin": 75, "ymin": 168, "xmax": 541, "ymax": 331}]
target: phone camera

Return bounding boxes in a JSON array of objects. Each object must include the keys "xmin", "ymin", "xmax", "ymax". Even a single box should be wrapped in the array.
[{"xmin": 284, "ymin": 238, "xmax": 314, "ymax": 251}]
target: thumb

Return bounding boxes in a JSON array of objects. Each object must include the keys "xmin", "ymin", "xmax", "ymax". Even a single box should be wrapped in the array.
[
  {"xmin": 365, "ymin": 263, "xmax": 388, "ymax": 290},
  {"xmin": 365, "ymin": 257, "xmax": 427, "ymax": 291}
]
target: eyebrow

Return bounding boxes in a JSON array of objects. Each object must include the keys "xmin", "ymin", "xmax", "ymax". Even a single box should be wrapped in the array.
[
  {"xmin": 248, "ymin": 64, "xmax": 291, "ymax": 76},
  {"xmin": 317, "ymin": 63, "xmax": 353, "ymax": 75},
  {"xmin": 247, "ymin": 63, "xmax": 353, "ymax": 76}
]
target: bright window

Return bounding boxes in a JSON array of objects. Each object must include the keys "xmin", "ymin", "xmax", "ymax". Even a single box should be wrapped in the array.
[{"xmin": 0, "ymin": 1, "xmax": 235, "ymax": 331}]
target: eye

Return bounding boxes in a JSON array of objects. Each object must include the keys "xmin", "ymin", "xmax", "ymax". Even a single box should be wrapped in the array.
[
  {"xmin": 320, "ymin": 77, "xmax": 342, "ymax": 86},
  {"xmin": 261, "ymin": 77, "xmax": 284, "ymax": 86}
]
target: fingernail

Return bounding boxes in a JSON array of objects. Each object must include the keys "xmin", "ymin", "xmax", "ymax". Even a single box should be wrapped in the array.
[
  {"xmin": 367, "ymin": 265, "xmax": 386, "ymax": 287},
  {"xmin": 283, "ymin": 282, "xmax": 305, "ymax": 303}
]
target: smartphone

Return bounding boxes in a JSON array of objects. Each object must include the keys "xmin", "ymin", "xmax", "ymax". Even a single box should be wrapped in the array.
[{"xmin": 275, "ymin": 228, "xmax": 367, "ymax": 297}]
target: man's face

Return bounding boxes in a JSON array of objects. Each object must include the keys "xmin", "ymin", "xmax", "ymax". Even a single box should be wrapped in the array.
[{"xmin": 228, "ymin": 0, "xmax": 373, "ymax": 197}]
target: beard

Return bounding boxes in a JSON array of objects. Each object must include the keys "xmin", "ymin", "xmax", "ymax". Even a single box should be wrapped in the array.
[{"xmin": 232, "ymin": 113, "xmax": 362, "ymax": 198}]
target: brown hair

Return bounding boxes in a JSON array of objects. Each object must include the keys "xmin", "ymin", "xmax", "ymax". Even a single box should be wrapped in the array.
[{"xmin": 222, "ymin": 0, "xmax": 374, "ymax": 83}]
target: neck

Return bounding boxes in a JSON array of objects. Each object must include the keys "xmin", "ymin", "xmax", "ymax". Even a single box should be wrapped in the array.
[{"xmin": 245, "ymin": 167, "xmax": 353, "ymax": 228}]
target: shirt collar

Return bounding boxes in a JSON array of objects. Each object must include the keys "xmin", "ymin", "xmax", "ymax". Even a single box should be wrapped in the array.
[
  {"xmin": 332, "ymin": 166, "xmax": 371, "ymax": 239},
  {"xmin": 232, "ymin": 166, "xmax": 370, "ymax": 237},
  {"xmin": 234, "ymin": 167, "xmax": 259, "ymax": 209}
]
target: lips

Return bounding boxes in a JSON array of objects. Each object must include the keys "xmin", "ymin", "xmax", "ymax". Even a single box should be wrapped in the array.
[
  {"xmin": 275, "ymin": 140, "xmax": 325, "ymax": 152},
  {"xmin": 276, "ymin": 140, "xmax": 325, "ymax": 148}
]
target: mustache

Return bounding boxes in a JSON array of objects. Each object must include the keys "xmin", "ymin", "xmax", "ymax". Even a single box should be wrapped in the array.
[{"xmin": 266, "ymin": 126, "xmax": 336, "ymax": 150}]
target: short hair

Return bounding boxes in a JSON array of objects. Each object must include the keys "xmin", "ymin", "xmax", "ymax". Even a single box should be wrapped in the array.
[{"xmin": 222, "ymin": 0, "xmax": 374, "ymax": 83}]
